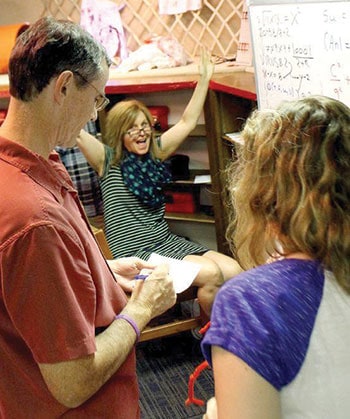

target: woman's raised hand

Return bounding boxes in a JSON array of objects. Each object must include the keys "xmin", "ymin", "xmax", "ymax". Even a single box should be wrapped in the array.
[{"xmin": 198, "ymin": 47, "xmax": 214, "ymax": 81}]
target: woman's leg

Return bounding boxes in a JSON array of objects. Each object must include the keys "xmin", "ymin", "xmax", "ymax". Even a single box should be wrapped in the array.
[
  {"xmin": 202, "ymin": 250, "xmax": 243, "ymax": 281},
  {"xmin": 184, "ymin": 252, "xmax": 242, "ymax": 316},
  {"xmin": 183, "ymin": 254, "xmax": 221, "ymax": 317}
]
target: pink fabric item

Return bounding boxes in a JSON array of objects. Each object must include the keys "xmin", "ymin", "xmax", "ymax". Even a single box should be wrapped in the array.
[
  {"xmin": 156, "ymin": 36, "xmax": 189, "ymax": 66},
  {"xmin": 80, "ymin": 0, "xmax": 128, "ymax": 61},
  {"xmin": 159, "ymin": 0, "xmax": 202, "ymax": 15},
  {"xmin": 117, "ymin": 35, "xmax": 190, "ymax": 72}
]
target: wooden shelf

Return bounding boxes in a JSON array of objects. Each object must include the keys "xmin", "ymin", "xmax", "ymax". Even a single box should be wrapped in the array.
[
  {"xmin": 139, "ymin": 316, "xmax": 201, "ymax": 342},
  {"xmin": 209, "ymin": 72, "xmax": 257, "ymax": 101},
  {"xmin": 165, "ymin": 169, "xmax": 213, "ymax": 223},
  {"xmin": 165, "ymin": 211, "xmax": 214, "ymax": 223},
  {"xmin": 106, "ymin": 74, "xmax": 198, "ymax": 95},
  {"xmin": 168, "ymin": 123, "xmax": 205, "ymax": 137},
  {"xmin": 168, "ymin": 169, "xmax": 210, "ymax": 184}
]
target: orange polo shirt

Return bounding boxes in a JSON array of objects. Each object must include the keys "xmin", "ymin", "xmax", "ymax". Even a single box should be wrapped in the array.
[{"xmin": 0, "ymin": 135, "xmax": 140, "ymax": 418}]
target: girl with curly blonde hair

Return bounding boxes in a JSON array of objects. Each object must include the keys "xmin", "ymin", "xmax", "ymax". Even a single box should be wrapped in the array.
[{"xmin": 202, "ymin": 95, "xmax": 350, "ymax": 418}]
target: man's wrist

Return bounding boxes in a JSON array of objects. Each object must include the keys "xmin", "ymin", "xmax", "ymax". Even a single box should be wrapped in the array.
[{"xmin": 115, "ymin": 313, "xmax": 141, "ymax": 342}]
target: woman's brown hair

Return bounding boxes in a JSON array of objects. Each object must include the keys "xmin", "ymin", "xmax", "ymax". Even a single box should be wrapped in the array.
[
  {"xmin": 103, "ymin": 99, "xmax": 155, "ymax": 165},
  {"xmin": 226, "ymin": 95, "xmax": 350, "ymax": 292}
]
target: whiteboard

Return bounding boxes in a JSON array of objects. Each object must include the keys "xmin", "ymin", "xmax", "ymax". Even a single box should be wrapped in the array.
[{"xmin": 248, "ymin": 0, "xmax": 350, "ymax": 109}]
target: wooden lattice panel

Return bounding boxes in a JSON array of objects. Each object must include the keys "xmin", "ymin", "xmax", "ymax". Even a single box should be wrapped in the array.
[
  {"xmin": 41, "ymin": 0, "xmax": 82, "ymax": 22},
  {"xmin": 41, "ymin": 0, "xmax": 243, "ymax": 58}
]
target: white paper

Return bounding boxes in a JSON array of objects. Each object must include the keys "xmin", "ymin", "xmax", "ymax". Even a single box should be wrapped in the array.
[
  {"xmin": 194, "ymin": 174, "xmax": 211, "ymax": 184},
  {"xmin": 235, "ymin": 0, "xmax": 253, "ymax": 67},
  {"xmin": 225, "ymin": 132, "xmax": 244, "ymax": 145},
  {"xmin": 148, "ymin": 253, "xmax": 200, "ymax": 293}
]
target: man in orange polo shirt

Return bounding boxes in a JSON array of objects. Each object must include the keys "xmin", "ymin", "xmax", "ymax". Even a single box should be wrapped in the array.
[{"xmin": 0, "ymin": 16, "xmax": 175, "ymax": 417}]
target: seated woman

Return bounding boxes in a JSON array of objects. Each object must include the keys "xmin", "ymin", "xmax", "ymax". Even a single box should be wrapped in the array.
[{"xmin": 77, "ymin": 50, "xmax": 241, "ymax": 316}]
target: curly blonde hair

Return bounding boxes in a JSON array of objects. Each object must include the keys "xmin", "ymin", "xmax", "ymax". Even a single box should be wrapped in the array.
[
  {"xmin": 226, "ymin": 95, "xmax": 350, "ymax": 292},
  {"xmin": 103, "ymin": 99, "xmax": 156, "ymax": 165}
]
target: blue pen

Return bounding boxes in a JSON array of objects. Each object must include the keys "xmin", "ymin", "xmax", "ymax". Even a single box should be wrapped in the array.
[{"xmin": 134, "ymin": 274, "xmax": 148, "ymax": 280}]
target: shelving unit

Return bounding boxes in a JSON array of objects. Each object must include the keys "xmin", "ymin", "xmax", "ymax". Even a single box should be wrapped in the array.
[
  {"xmin": 204, "ymin": 71, "xmax": 257, "ymax": 255},
  {"xmin": 165, "ymin": 212, "xmax": 214, "ymax": 223},
  {"xmin": 164, "ymin": 168, "xmax": 214, "ymax": 223},
  {"xmin": 0, "ymin": 68, "xmax": 257, "ymax": 254}
]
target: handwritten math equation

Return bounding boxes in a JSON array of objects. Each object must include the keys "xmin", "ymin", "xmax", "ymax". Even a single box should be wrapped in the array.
[{"xmin": 251, "ymin": 3, "xmax": 350, "ymax": 109}]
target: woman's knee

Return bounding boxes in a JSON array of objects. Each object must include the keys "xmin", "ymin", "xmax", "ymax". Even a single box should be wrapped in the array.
[
  {"xmin": 203, "ymin": 250, "xmax": 243, "ymax": 281},
  {"xmin": 185, "ymin": 255, "xmax": 223, "ymax": 288}
]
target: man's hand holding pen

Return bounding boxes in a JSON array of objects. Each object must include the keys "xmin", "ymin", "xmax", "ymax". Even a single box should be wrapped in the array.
[
  {"xmin": 107, "ymin": 258, "xmax": 176, "ymax": 319},
  {"xmin": 130, "ymin": 264, "xmax": 176, "ymax": 319},
  {"xmin": 107, "ymin": 257, "xmax": 154, "ymax": 292}
]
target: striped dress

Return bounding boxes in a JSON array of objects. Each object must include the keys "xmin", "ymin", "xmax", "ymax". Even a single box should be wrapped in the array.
[{"xmin": 100, "ymin": 149, "xmax": 208, "ymax": 260}]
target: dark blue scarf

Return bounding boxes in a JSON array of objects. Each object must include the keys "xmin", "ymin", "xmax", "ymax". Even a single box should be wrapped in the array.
[{"xmin": 120, "ymin": 151, "xmax": 172, "ymax": 208}]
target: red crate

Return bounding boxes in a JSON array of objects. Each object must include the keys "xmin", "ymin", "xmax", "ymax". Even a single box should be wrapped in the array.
[
  {"xmin": 165, "ymin": 191, "xmax": 197, "ymax": 214},
  {"xmin": 0, "ymin": 109, "xmax": 7, "ymax": 126},
  {"xmin": 148, "ymin": 106, "xmax": 169, "ymax": 131}
]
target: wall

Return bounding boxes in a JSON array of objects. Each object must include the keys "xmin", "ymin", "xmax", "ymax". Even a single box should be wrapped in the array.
[
  {"xmin": 0, "ymin": 0, "xmax": 43, "ymax": 24},
  {"xmin": 1, "ymin": 0, "xmax": 244, "ymax": 59},
  {"xmin": 115, "ymin": 0, "xmax": 243, "ymax": 58},
  {"xmin": 0, "ymin": 0, "xmax": 221, "ymax": 250}
]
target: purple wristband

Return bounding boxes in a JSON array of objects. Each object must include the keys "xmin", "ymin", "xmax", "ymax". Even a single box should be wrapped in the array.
[{"xmin": 115, "ymin": 313, "xmax": 140, "ymax": 342}]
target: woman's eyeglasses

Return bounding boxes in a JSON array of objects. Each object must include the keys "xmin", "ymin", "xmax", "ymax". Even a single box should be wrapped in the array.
[
  {"xmin": 73, "ymin": 71, "xmax": 110, "ymax": 112},
  {"xmin": 126, "ymin": 124, "xmax": 152, "ymax": 139}
]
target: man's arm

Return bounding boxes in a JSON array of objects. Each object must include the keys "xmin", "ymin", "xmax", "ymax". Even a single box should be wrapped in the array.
[{"xmin": 39, "ymin": 264, "xmax": 176, "ymax": 408}]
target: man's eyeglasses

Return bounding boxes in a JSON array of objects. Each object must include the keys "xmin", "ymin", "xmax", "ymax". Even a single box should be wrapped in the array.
[
  {"xmin": 126, "ymin": 124, "xmax": 152, "ymax": 139},
  {"xmin": 73, "ymin": 71, "xmax": 110, "ymax": 112}
]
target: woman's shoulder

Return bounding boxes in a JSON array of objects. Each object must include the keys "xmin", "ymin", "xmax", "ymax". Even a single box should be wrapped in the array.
[
  {"xmin": 221, "ymin": 258, "xmax": 323, "ymax": 297},
  {"xmin": 204, "ymin": 259, "xmax": 326, "ymax": 389}
]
